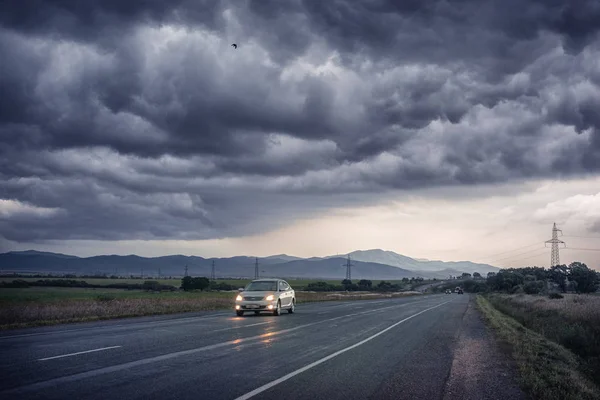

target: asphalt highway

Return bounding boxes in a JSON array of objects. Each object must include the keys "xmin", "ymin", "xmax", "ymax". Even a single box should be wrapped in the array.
[{"xmin": 0, "ymin": 294, "xmax": 519, "ymax": 399}]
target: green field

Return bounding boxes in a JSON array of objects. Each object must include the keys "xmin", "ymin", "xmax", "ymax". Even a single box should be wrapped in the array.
[{"xmin": 0, "ymin": 277, "xmax": 413, "ymax": 289}]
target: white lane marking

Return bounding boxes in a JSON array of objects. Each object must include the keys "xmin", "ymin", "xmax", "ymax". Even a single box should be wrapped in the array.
[
  {"xmin": 38, "ymin": 346, "xmax": 122, "ymax": 361},
  {"xmin": 234, "ymin": 300, "xmax": 453, "ymax": 400}
]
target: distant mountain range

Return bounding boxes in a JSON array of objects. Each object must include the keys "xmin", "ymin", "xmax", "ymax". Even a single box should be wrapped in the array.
[{"xmin": 0, "ymin": 249, "xmax": 500, "ymax": 280}]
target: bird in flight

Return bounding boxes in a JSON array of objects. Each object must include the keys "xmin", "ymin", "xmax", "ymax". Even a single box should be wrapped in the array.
[{"xmin": 231, "ymin": 43, "xmax": 237, "ymax": 49}]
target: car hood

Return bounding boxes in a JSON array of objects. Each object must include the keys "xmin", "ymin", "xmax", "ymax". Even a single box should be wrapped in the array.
[{"xmin": 239, "ymin": 291, "xmax": 275, "ymax": 299}]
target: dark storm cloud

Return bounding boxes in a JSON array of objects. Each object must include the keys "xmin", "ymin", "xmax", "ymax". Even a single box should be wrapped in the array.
[
  {"xmin": 1, "ymin": 0, "xmax": 600, "ymax": 242},
  {"xmin": 0, "ymin": 0, "xmax": 225, "ymax": 44}
]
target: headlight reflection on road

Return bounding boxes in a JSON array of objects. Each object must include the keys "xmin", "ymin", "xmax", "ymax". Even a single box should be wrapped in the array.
[
  {"xmin": 259, "ymin": 331, "xmax": 276, "ymax": 339},
  {"xmin": 232, "ymin": 338, "xmax": 244, "ymax": 352}
]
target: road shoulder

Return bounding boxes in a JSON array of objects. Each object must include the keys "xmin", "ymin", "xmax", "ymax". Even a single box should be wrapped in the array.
[{"xmin": 443, "ymin": 295, "xmax": 526, "ymax": 400}]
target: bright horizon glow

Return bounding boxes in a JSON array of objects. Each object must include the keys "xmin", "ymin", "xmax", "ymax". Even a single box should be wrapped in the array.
[{"xmin": 3, "ymin": 177, "xmax": 599, "ymax": 270}]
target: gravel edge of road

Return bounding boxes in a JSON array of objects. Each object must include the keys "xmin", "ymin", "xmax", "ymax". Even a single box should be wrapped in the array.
[{"xmin": 442, "ymin": 295, "xmax": 527, "ymax": 400}]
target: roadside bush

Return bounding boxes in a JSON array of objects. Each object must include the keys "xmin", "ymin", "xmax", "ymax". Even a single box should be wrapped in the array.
[
  {"xmin": 486, "ymin": 293, "xmax": 600, "ymax": 389},
  {"xmin": 181, "ymin": 276, "xmax": 210, "ymax": 291},
  {"xmin": 523, "ymin": 280, "xmax": 545, "ymax": 295},
  {"xmin": 0, "ymin": 280, "xmax": 30, "ymax": 288},
  {"xmin": 375, "ymin": 281, "xmax": 401, "ymax": 292},
  {"xmin": 306, "ymin": 282, "xmax": 339, "ymax": 292},
  {"xmin": 510, "ymin": 284, "xmax": 524, "ymax": 294},
  {"xmin": 209, "ymin": 282, "xmax": 237, "ymax": 291},
  {"xmin": 357, "ymin": 279, "xmax": 373, "ymax": 290}
]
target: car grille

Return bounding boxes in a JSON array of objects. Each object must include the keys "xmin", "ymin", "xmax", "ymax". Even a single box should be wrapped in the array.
[{"xmin": 243, "ymin": 296, "xmax": 264, "ymax": 301}]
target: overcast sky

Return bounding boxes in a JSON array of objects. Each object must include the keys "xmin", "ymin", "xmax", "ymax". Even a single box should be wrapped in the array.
[{"xmin": 1, "ymin": 0, "xmax": 599, "ymax": 268}]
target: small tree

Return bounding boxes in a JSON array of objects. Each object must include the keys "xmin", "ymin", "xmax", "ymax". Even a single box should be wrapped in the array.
[
  {"xmin": 193, "ymin": 277, "xmax": 210, "ymax": 291},
  {"xmin": 549, "ymin": 265, "xmax": 568, "ymax": 293},
  {"xmin": 181, "ymin": 276, "xmax": 193, "ymax": 291},
  {"xmin": 357, "ymin": 279, "xmax": 372, "ymax": 290},
  {"xmin": 461, "ymin": 272, "xmax": 472, "ymax": 279},
  {"xmin": 473, "ymin": 272, "xmax": 481, "ymax": 278},
  {"xmin": 523, "ymin": 280, "xmax": 544, "ymax": 294},
  {"xmin": 569, "ymin": 262, "xmax": 598, "ymax": 293},
  {"xmin": 181, "ymin": 276, "xmax": 210, "ymax": 291}
]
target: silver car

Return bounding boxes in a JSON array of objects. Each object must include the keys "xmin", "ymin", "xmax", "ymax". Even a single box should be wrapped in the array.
[{"xmin": 235, "ymin": 279, "xmax": 296, "ymax": 316}]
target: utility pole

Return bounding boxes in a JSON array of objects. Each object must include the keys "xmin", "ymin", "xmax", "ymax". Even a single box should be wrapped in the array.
[
  {"xmin": 344, "ymin": 255, "xmax": 354, "ymax": 281},
  {"xmin": 141, "ymin": 268, "xmax": 144, "ymax": 279},
  {"xmin": 545, "ymin": 222, "xmax": 566, "ymax": 267},
  {"xmin": 211, "ymin": 260, "xmax": 216, "ymax": 281},
  {"xmin": 254, "ymin": 258, "xmax": 259, "ymax": 280},
  {"xmin": 158, "ymin": 268, "xmax": 161, "ymax": 279},
  {"xmin": 184, "ymin": 265, "xmax": 189, "ymax": 277}
]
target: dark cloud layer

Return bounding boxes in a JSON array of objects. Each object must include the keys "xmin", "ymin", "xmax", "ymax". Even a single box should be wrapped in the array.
[{"xmin": 1, "ymin": 0, "xmax": 600, "ymax": 242}]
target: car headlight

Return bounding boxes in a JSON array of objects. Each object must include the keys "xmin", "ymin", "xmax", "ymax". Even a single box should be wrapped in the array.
[
  {"xmin": 236, "ymin": 295, "xmax": 243, "ymax": 301},
  {"xmin": 265, "ymin": 295, "xmax": 274, "ymax": 301}
]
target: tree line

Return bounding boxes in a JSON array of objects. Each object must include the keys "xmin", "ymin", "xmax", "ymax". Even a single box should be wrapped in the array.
[
  {"xmin": 456, "ymin": 262, "xmax": 598, "ymax": 294},
  {"xmin": 305, "ymin": 279, "xmax": 418, "ymax": 292}
]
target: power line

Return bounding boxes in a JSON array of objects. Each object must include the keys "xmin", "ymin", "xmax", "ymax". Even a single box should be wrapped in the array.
[
  {"xmin": 488, "ymin": 247, "xmax": 546, "ymax": 263},
  {"xmin": 501, "ymin": 249, "xmax": 549, "ymax": 265},
  {"xmin": 480, "ymin": 242, "xmax": 542, "ymax": 260},
  {"xmin": 563, "ymin": 235, "xmax": 600, "ymax": 239},
  {"xmin": 564, "ymin": 247, "xmax": 600, "ymax": 252}
]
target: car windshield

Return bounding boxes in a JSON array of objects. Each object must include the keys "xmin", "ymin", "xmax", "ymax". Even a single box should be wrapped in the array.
[{"xmin": 245, "ymin": 281, "xmax": 277, "ymax": 291}]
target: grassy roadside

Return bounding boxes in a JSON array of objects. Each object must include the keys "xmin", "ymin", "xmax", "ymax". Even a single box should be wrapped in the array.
[
  {"xmin": 0, "ymin": 287, "xmax": 421, "ymax": 330},
  {"xmin": 476, "ymin": 295, "xmax": 600, "ymax": 400}
]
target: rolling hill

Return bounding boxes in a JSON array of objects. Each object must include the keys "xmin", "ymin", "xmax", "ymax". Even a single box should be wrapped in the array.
[
  {"xmin": 0, "ymin": 249, "xmax": 499, "ymax": 280},
  {"xmin": 346, "ymin": 249, "xmax": 499, "ymax": 275}
]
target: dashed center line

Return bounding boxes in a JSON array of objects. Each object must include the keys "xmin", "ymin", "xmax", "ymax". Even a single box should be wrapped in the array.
[{"xmin": 38, "ymin": 346, "xmax": 122, "ymax": 361}]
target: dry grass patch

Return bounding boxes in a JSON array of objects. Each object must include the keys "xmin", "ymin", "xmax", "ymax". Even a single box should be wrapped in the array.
[
  {"xmin": 487, "ymin": 293, "xmax": 600, "ymax": 385},
  {"xmin": 0, "ymin": 288, "xmax": 422, "ymax": 329},
  {"xmin": 477, "ymin": 295, "xmax": 599, "ymax": 400},
  {"xmin": 0, "ymin": 294, "xmax": 234, "ymax": 329}
]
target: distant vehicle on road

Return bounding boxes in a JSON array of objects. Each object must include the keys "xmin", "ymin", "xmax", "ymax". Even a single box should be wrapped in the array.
[
  {"xmin": 457, "ymin": 289, "xmax": 464, "ymax": 294},
  {"xmin": 235, "ymin": 279, "xmax": 295, "ymax": 317},
  {"xmin": 445, "ymin": 289, "xmax": 452, "ymax": 294}
]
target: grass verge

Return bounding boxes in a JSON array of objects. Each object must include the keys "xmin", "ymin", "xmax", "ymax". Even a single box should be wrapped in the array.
[
  {"xmin": 0, "ymin": 287, "xmax": 421, "ymax": 330},
  {"xmin": 476, "ymin": 295, "xmax": 600, "ymax": 400}
]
